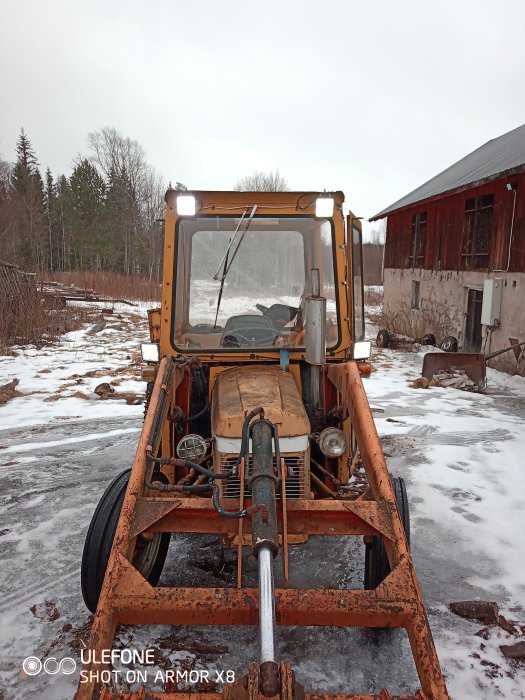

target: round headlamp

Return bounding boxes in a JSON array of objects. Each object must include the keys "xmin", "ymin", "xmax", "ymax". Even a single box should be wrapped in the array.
[
  {"xmin": 318, "ymin": 428, "xmax": 347, "ymax": 458},
  {"xmin": 176, "ymin": 434, "xmax": 208, "ymax": 463}
]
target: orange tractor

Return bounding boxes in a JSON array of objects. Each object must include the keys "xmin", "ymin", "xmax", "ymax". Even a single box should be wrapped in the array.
[{"xmin": 77, "ymin": 190, "xmax": 449, "ymax": 699}]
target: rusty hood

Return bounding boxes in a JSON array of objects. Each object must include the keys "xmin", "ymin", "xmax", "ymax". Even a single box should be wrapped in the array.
[{"xmin": 211, "ymin": 365, "xmax": 310, "ymax": 438}]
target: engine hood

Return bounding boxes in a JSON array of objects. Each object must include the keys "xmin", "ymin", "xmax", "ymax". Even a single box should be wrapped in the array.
[{"xmin": 211, "ymin": 365, "xmax": 310, "ymax": 439}]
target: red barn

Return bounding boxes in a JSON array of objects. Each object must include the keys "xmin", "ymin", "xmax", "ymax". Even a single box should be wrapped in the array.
[{"xmin": 371, "ymin": 123, "xmax": 525, "ymax": 373}]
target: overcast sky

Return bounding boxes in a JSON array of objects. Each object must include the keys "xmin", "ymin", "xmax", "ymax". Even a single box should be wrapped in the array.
[{"xmin": 1, "ymin": 0, "xmax": 524, "ymax": 239}]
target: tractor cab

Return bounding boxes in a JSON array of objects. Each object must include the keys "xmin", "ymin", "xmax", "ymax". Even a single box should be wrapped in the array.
[{"xmin": 155, "ymin": 189, "xmax": 367, "ymax": 363}]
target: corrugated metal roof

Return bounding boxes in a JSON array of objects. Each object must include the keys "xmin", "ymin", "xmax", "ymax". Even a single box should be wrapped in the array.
[{"xmin": 371, "ymin": 123, "xmax": 525, "ymax": 220}]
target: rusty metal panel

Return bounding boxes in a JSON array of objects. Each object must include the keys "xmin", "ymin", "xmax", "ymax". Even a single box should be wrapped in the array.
[
  {"xmin": 421, "ymin": 352, "xmax": 486, "ymax": 388},
  {"xmin": 212, "ymin": 365, "xmax": 310, "ymax": 438}
]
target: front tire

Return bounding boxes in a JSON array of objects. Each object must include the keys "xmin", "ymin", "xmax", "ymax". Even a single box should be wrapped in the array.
[
  {"xmin": 81, "ymin": 469, "xmax": 170, "ymax": 613},
  {"xmin": 364, "ymin": 476, "xmax": 410, "ymax": 590}
]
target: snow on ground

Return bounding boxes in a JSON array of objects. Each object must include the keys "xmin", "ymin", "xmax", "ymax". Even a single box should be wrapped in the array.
[
  {"xmin": 365, "ymin": 344, "xmax": 525, "ymax": 698},
  {"xmin": 0, "ymin": 302, "xmax": 150, "ymax": 430},
  {"xmin": 1, "ymin": 297, "xmax": 525, "ymax": 699}
]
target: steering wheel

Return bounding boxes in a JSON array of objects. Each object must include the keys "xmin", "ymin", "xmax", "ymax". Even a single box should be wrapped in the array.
[{"xmin": 221, "ymin": 328, "xmax": 277, "ymax": 348}]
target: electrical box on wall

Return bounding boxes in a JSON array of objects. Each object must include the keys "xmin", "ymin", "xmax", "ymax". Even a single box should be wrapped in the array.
[{"xmin": 481, "ymin": 278, "xmax": 503, "ymax": 326}]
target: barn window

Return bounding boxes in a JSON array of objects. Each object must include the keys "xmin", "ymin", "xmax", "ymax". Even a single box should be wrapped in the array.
[
  {"xmin": 409, "ymin": 212, "xmax": 426, "ymax": 268},
  {"xmin": 462, "ymin": 194, "xmax": 494, "ymax": 270}
]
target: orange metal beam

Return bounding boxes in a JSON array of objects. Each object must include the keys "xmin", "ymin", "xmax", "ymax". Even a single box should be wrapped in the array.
[
  {"xmin": 136, "ymin": 497, "xmax": 395, "ymax": 539},
  {"xmin": 75, "ymin": 360, "xmax": 449, "ymax": 700},
  {"xmin": 107, "ymin": 555, "xmax": 415, "ymax": 628},
  {"xmin": 99, "ymin": 693, "xmax": 425, "ymax": 700}
]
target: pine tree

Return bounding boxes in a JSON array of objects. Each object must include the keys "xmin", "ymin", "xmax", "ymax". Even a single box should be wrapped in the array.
[
  {"xmin": 55, "ymin": 174, "xmax": 70, "ymax": 270},
  {"xmin": 44, "ymin": 167, "xmax": 59, "ymax": 271},
  {"xmin": 64, "ymin": 159, "xmax": 111, "ymax": 269},
  {"xmin": 11, "ymin": 128, "xmax": 39, "ymax": 196},
  {"xmin": 10, "ymin": 128, "xmax": 46, "ymax": 269}
]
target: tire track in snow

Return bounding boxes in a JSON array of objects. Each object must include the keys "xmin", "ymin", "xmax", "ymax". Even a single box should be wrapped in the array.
[
  {"xmin": 0, "ymin": 570, "xmax": 78, "ymax": 613},
  {"xmin": 405, "ymin": 425, "xmax": 514, "ymax": 444},
  {"xmin": 0, "ymin": 427, "xmax": 140, "ymax": 457}
]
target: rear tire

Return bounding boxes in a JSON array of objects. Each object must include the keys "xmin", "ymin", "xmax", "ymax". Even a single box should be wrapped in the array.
[
  {"xmin": 440, "ymin": 336, "xmax": 458, "ymax": 352},
  {"xmin": 81, "ymin": 469, "xmax": 170, "ymax": 613},
  {"xmin": 376, "ymin": 329, "xmax": 390, "ymax": 349},
  {"xmin": 364, "ymin": 476, "xmax": 410, "ymax": 590}
]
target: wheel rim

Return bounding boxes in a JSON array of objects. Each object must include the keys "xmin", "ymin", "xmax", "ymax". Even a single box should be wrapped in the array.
[
  {"xmin": 133, "ymin": 533, "xmax": 164, "ymax": 579},
  {"xmin": 442, "ymin": 338, "xmax": 456, "ymax": 352}
]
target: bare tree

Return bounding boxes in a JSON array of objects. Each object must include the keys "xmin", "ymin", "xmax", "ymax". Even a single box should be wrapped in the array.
[
  {"xmin": 88, "ymin": 127, "xmax": 149, "ymax": 200},
  {"xmin": 140, "ymin": 168, "xmax": 165, "ymax": 281},
  {"xmin": 0, "ymin": 157, "xmax": 13, "ymax": 261},
  {"xmin": 234, "ymin": 169, "xmax": 289, "ymax": 192},
  {"xmin": 88, "ymin": 127, "xmax": 166, "ymax": 274},
  {"xmin": 368, "ymin": 222, "xmax": 386, "ymax": 245}
]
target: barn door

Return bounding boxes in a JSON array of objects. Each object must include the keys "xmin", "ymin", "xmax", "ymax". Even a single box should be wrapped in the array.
[{"xmin": 465, "ymin": 289, "xmax": 483, "ymax": 352}]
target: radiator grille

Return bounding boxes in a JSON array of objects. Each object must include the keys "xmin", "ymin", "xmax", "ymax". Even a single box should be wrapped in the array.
[{"xmin": 219, "ymin": 453, "xmax": 307, "ymax": 500}]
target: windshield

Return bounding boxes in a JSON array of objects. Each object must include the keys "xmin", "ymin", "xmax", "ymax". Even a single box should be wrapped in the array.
[{"xmin": 173, "ymin": 216, "xmax": 339, "ymax": 351}]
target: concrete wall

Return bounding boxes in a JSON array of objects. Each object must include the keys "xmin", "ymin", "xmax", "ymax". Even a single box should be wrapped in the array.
[{"xmin": 384, "ymin": 267, "xmax": 525, "ymax": 373}]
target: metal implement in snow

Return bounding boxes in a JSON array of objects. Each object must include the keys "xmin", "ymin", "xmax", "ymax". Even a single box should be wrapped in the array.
[
  {"xmin": 422, "ymin": 339, "xmax": 525, "ymax": 390},
  {"xmin": 76, "ymin": 190, "xmax": 449, "ymax": 700}
]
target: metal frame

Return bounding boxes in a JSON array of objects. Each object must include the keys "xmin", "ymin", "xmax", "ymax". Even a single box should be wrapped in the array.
[{"xmin": 75, "ymin": 357, "xmax": 449, "ymax": 700}]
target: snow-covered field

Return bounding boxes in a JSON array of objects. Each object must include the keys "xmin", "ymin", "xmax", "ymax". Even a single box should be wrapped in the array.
[
  {"xmin": 366, "ymin": 345, "xmax": 525, "ymax": 698},
  {"xmin": 0, "ymin": 300, "xmax": 524, "ymax": 699},
  {"xmin": 0, "ymin": 303, "xmax": 149, "ymax": 429}
]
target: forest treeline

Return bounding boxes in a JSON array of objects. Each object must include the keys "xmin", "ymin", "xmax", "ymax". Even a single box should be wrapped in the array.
[
  {"xmin": 0, "ymin": 129, "xmax": 384, "ymax": 285},
  {"xmin": 0, "ymin": 127, "xmax": 175, "ymax": 280}
]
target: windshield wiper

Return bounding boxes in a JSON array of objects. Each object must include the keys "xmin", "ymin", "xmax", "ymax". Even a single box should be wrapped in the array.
[
  {"xmin": 213, "ymin": 208, "xmax": 248, "ymax": 282},
  {"xmin": 213, "ymin": 205, "xmax": 257, "ymax": 329}
]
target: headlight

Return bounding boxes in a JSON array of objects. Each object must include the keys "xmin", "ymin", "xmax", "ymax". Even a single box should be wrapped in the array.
[
  {"xmin": 141, "ymin": 342, "xmax": 160, "ymax": 362},
  {"xmin": 176, "ymin": 434, "xmax": 208, "ymax": 463},
  {"xmin": 318, "ymin": 428, "xmax": 347, "ymax": 458},
  {"xmin": 176, "ymin": 194, "xmax": 196, "ymax": 216},
  {"xmin": 353, "ymin": 340, "xmax": 371, "ymax": 360},
  {"xmin": 315, "ymin": 195, "xmax": 334, "ymax": 218}
]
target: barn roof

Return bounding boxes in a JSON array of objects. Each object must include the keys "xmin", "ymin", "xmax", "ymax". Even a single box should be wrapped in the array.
[{"xmin": 370, "ymin": 123, "xmax": 525, "ymax": 221}]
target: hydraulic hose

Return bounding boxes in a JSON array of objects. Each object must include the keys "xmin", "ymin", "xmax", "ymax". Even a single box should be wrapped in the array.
[
  {"xmin": 212, "ymin": 483, "xmax": 250, "ymax": 519},
  {"xmin": 235, "ymin": 406, "xmax": 265, "ymax": 474},
  {"xmin": 183, "ymin": 395, "xmax": 209, "ymax": 424},
  {"xmin": 145, "ymin": 407, "xmax": 267, "ymax": 517},
  {"xmin": 145, "ymin": 467, "xmax": 213, "ymax": 493},
  {"xmin": 146, "ymin": 452, "xmax": 232, "ymax": 480}
]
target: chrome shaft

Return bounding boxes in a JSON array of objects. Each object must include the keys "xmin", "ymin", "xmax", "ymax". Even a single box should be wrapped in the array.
[{"xmin": 258, "ymin": 545, "xmax": 276, "ymax": 663}]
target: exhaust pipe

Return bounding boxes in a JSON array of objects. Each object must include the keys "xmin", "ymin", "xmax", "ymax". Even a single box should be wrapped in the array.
[
  {"xmin": 305, "ymin": 268, "xmax": 326, "ymax": 366},
  {"xmin": 304, "ymin": 268, "xmax": 326, "ymax": 427}
]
